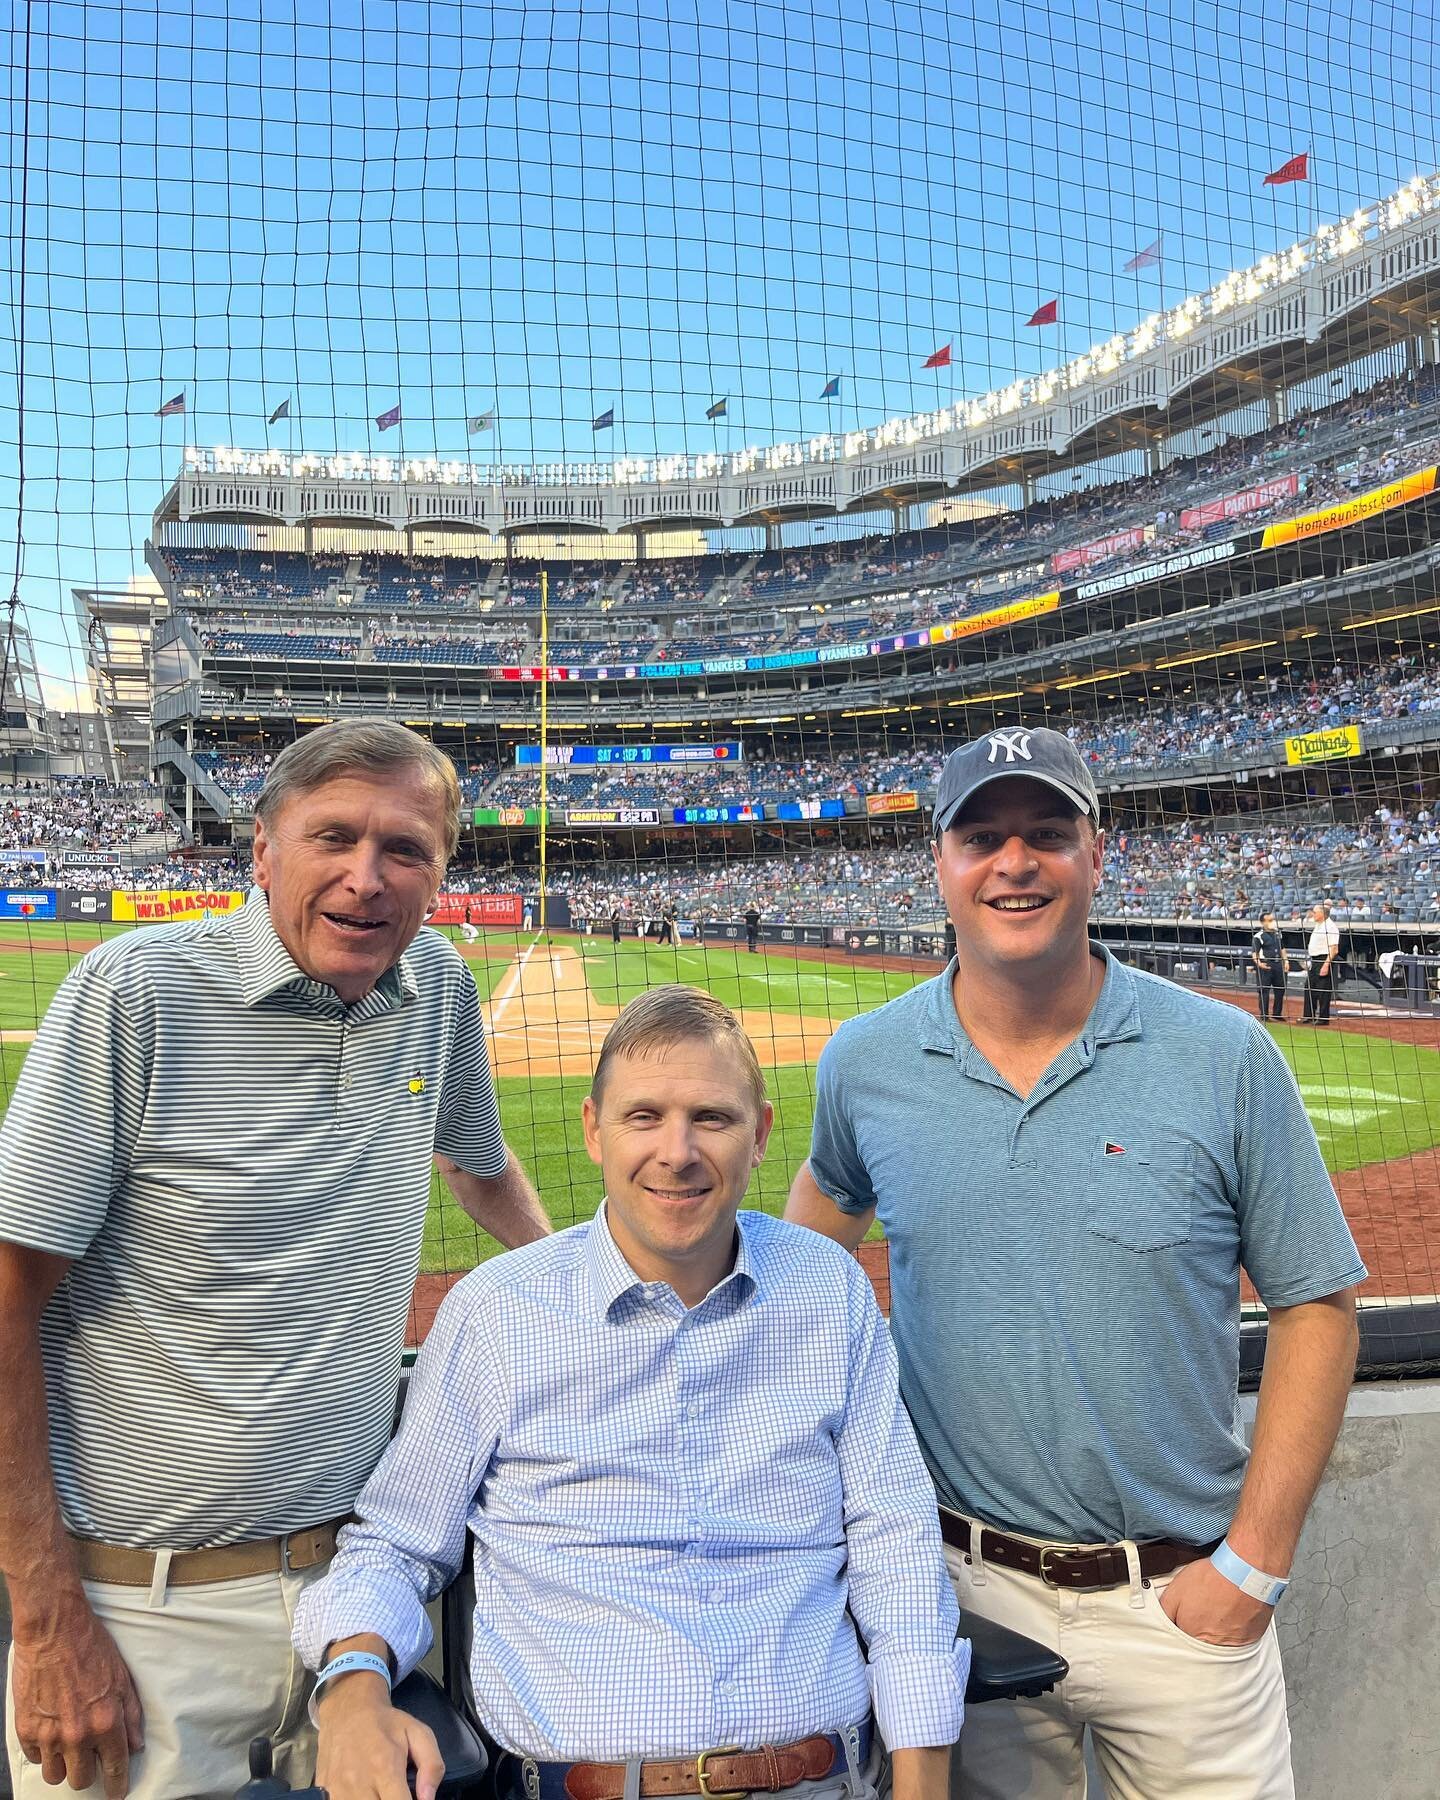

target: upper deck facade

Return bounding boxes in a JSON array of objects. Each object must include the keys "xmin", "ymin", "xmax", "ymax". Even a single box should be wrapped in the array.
[{"xmin": 155, "ymin": 175, "xmax": 1440, "ymax": 543}]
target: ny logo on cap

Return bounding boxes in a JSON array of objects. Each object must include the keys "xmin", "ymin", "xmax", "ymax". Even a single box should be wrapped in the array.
[{"xmin": 986, "ymin": 729, "xmax": 1033, "ymax": 764}]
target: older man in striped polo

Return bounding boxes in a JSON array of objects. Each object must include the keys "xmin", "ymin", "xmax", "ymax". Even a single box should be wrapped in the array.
[{"xmin": 0, "ymin": 720, "xmax": 550, "ymax": 1800}]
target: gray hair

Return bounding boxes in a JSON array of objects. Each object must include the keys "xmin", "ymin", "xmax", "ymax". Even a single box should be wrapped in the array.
[{"xmin": 254, "ymin": 720, "xmax": 462, "ymax": 862}]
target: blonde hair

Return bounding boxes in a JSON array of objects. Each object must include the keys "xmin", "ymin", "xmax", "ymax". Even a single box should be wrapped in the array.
[{"xmin": 591, "ymin": 985, "xmax": 767, "ymax": 1116}]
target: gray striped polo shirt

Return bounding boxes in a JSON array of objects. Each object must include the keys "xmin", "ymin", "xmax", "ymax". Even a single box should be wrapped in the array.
[{"xmin": 0, "ymin": 890, "xmax": 508, "ymax": 1549}]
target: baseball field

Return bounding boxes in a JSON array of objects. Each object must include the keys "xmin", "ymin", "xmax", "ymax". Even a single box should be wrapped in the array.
[{"xmin": 3, "ymin": 920, "xmax": 1439, "ymax": 1320}]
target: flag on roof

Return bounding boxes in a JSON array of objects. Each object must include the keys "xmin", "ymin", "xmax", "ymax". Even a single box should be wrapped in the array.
[
  {"xmin": 820, "ymin": 375, "xmax": 841, "ymax": 399},
  {"xmin": 593, "ymin": 407, "xmax": 615, "ymax": 431},
  {"xmin": 922, "ymin": 344, "xmax": 952, "ymax": 370},
  {"xmin": 1025, "ymin": 299, "xmax": 1059, "ymax": 327},
  {"xmin": 1264, "ymin": 152, "xmax": 1309, "ymax": 186},
  {"xmin": 376, "ymin": 403, "xmax": 401, "ymax": 431},
  {"xmin": 267, "ymin": 398, "xmax": 290, "ymax": 425},
  {"xmin": 467, "ymin": 411, "xmax": 495, "ymax": 434},
  {"xmin": 156, "ymin": 392, "xmax": 186, "ymax": 417},
  {"xmin": 705, "ymin": 398, "xmax": 728, "ymax": 420},
  {"xmin": 1123, "ymin": 238, "xmax": 1162, "ymax": 272}
]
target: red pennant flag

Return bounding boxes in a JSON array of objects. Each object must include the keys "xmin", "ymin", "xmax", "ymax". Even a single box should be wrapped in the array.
[
  {"xmin": 1025, "ymin": 299, "xmax": 1059, "ymax": 327},
  {"xmin": 922, "ymin": 344, "xmax": 952, "ymax": 370},
  {"xmin": 1263, "ymin": 152, "xmax": 1309, "ymax": 186}
]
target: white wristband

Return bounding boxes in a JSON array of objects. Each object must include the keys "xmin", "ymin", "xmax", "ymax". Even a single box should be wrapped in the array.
[
  {"xmin": 1209, "ymin": 1539, "xmax": 1289, "ymax": 1606},
  {"xmin": 307, "ymin": 1649, "xmax": 393, "ymax": 1726}
]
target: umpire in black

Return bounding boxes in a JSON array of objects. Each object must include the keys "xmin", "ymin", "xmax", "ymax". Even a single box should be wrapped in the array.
[{"xmin": 1250, "ymin": 911, "xmax": 1290, "ymax": 1022}]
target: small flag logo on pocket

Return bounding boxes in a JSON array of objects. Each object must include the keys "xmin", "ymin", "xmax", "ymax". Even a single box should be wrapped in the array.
[
  {"xmin": 409, "ymin": 1075, "xmax": 426, "ymax": 1095},
  {"xmin": 1104, "ymin": 1141, "xmax": 1126, "ymax": 1156}
]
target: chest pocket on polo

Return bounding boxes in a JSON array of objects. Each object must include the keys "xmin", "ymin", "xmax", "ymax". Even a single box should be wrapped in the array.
[{"xmin": 1086, "ymin": 1136, "xmax": 1194, "ymax": 1252}]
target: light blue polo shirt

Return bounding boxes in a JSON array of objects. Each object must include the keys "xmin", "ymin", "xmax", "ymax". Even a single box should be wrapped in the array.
[{"xmin": 809, "ymin": 946, "xmax": 1366, "ymax": 1545}]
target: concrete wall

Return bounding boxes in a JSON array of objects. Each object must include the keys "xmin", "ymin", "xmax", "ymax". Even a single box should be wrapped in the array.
[{"xmin": 2, "ymin": 1382, "xmax": 1437, "ymax": 1799}]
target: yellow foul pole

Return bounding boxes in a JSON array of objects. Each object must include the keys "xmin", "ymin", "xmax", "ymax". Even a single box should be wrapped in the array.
[{"xmin": 538, "ymin": 568, "xmax": 549, "ymax": 932}]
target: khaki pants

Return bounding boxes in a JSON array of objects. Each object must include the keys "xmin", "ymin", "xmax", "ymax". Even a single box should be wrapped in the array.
[
  {"xmin": 6, "ymin": 1562, "xmax": 328, "ymax": 1800},
  {"xmin": 946, "ymin": 1540, "xmax": 1294, "ymax": 1800}
]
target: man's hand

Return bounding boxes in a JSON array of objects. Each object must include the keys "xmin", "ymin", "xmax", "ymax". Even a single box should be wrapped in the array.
[
  {"xmin": 315, "ymin": 1674, "xmax": 445, "ymax": 1800},
  {"xmin": 1158, "ymin": 1558, "xmax": 1273, "ymax": 1648},
  {"xmin": 10, "ymin": 1598, "xmax": 144, "ymax": 1799}
]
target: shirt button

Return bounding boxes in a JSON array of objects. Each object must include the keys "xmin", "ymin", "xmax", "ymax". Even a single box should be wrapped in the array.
[{"xmin": 720, "ymin": 1679, "xmax": 739, "ymax": 1697}]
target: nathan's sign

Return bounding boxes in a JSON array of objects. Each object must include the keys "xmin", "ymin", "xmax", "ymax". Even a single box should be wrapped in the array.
[
  {"xmin": 929, "ymin": 591, "xmax": 1060, "ymax": 644},
  {"xmin": 473, "ymin": 806, "xmax": 546, "ymax": 827},
  {"xmin": 1179, "ymin": 474, "xmax": 1298, "ymax": 531},
  {"xmin": 1284, "ymin": 724, "xmax": 1363, "ymax": 767},
  {"xmin": 865, "ymin": 791, "xmax": 920, "ymax": 816},
  {"xmin": 112, "ymin": 889, "xmax": 247, "ymax": 922},
  {"xmin": 1261, "ymin": 466, "xmax": 1438, "ymax": 547}
]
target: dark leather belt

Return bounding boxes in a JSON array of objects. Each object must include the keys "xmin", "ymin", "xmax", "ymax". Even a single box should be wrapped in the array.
[
  {"xmin": 503, "ymin": 1723, "xmax": 872, "ymax": 1800},
  {"xmin": 69, "ymin": 1520, "xmax": 346, "ymax": 1587},
  {"xmin": 938, "ymin": 1510, "xmax": 1219, "ymax": 1592}
]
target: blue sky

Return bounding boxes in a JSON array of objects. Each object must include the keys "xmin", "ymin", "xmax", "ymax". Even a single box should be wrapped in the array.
[{"xmin": 2, "ymin": 0, "xmax": 1437, "ymax": 695}]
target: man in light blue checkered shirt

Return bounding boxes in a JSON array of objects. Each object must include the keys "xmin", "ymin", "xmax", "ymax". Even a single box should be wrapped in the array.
[{"xmin": 295, "ymin": 987, "xmax": 967, "ymax": 1800}]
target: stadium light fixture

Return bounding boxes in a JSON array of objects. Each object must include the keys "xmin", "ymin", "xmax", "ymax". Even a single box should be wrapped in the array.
[
  {"xmin": 1154, "ymin": 640, "xmax": 1278, "ymax": 669},
  {"xmin": 945, "ymin": 690, "xmax": 1023, "ymax": 705},
  {"xmin": 1341, "ymin": 601, "xmax": 1440, "ymax": 629}
]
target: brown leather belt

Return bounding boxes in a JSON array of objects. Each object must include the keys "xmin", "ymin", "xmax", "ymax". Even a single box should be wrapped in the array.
[
  {"xmin": 938, "ymin": 1510, "xmax": 1219, "ymax": 1592},
  {"xmin": 69, "ymin": 1520, "xmax": 345, "ymax": 1588},
  {"xmin": 559, "ymin": 1730, "xmax": 864, "ymax": 1800}
]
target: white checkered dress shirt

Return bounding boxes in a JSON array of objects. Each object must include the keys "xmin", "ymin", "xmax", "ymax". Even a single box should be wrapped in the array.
[{"xmin": 294, "ymin": 1207, "xmax": 967, "ymax": 1758}]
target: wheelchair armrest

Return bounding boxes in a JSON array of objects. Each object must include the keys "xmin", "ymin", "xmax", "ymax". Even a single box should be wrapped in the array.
[
  {"xmin": 959, "ymin": 1608, "xmax": 1068, "ymax": 1704},
  {"xmin": 392, "ymin": 1667, "xmax": 490, "ymax": 1798}
]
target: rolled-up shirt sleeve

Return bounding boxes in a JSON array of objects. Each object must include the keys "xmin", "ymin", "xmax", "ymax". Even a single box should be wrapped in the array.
[
  {"xmin": 293, "ymin": 1275, "xmax": 501, "ymax": 1679},
  {"xmin": 808, "ymin": 1026, "xmax": 878, "ymax": 1218},
  {"xmin": 834, "ymin": 1262, "xmax": 967, "ymax": 1749}
]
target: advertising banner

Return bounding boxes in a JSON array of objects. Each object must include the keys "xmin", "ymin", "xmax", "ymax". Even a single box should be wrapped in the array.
[
  {"xmin": 429, "ymin": 893, "xmax": 522, "ymax": 927},
  {"xmin": 0, "ymin": 848, "xmax": 47, "ymax": 868},
  {"xmin": 59, "ymin": 890, "xmax": 113, "ymax": 922},
  {"xmin": 671, "ymin": 804, "xmax": 762, "ymax": 824},
  {"xmin": 1053, "ymin": 527, "xmax": 1150, "ymax": 574},
  {"xmin": 515, "ymin": 742, "xmax": 742, "ymax": 766},
  {"xmin": 1284, "ymin": 723, "xmax": 1364, "ymax": 766},
  {"xmin": 929, "ymin": 591, "xmax": 1060, "ymax": 644},
  {"xmin": 865, "ymin": 791, "xmax": 920, "ymax": 816},
  {"xmin": 1179, "ymin": 473, "xmax": 1298, "ymax": 531},
  {"xmin": 1261, "ymin": 466, "xmax": 1438, "ymax": 547},
  {"xmin": 1074, "ymin": 538, "xmax": 1236, "ymax": 601},
  {"xmin": 111, "ymin": 889, "xmax": 246, "ymax": 923},
  {"xmin": 564, "ymin": 807, "xmax": 662, "ymax": 827},
  {"xmin": 774, "ymin": 799, "xmax": 846, "ymax": 820},
  {"xmin": 473, "ymin": 806, "xmax": 546, "ymax": 827},
  {"xmin": 0, "ymin": 889, "xmax": 57, "ymax": 920}
]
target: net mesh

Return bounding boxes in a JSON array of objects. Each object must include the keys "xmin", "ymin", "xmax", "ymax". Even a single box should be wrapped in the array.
[{"xmin": 3, "ymin": 0, "xmax": 1440, "ymax": 1366}]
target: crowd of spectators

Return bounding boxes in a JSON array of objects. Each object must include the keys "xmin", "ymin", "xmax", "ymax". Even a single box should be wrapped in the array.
[{"xmin": 0, "ymin": 781, "xmax": 168, "ymax": 852}]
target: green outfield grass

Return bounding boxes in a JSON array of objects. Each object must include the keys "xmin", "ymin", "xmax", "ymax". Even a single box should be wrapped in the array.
[{"xmin": 4, "ymin": 922, "xmax": 1440, "ymax": 1273}]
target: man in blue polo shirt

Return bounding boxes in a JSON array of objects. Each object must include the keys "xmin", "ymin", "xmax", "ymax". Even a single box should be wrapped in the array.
[{"xmin": 786, "ymin": 726, "xmax": 1364, "ymax": 1800}]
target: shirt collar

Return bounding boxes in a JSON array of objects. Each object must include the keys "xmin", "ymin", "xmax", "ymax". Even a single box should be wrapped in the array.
[
  {"xmin": 233, "ymin": 887, "xmax": 418, "ymax": 1011},
  {"xmin": 583, "ymin": 1200, "xmax": 759, "ymax": 1318},
  {"xmin": 918, "ymin": 940, "xmax": 1143, "ymax": 1059}
]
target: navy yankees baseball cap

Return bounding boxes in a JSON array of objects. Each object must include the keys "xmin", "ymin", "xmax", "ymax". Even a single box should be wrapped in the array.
[{"xmin": 932, "ymin": 725, "xmax": 1101, "ymax": 839}]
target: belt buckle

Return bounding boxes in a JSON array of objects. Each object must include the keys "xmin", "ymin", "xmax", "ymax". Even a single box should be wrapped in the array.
[
  {"xmin": 1037, "ymin": 1545, "xmax": 1069, "ymax": 1588},
  {"xmin": 279, "ymin": 1532, "xmax": 298, "ymax": 1576},
  {"xmin": 695, "ymin": 1747, "xmax": 744, "ymax": 1800}
]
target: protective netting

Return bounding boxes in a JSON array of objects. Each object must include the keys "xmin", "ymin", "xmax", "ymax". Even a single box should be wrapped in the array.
[{"xmin": 3, "ymin": 0, "xmax": 1440, "ymax": 1366}]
